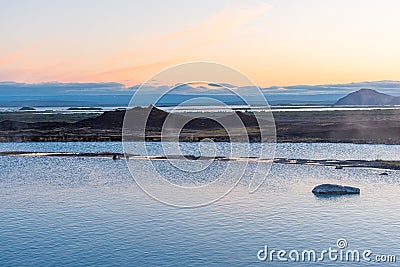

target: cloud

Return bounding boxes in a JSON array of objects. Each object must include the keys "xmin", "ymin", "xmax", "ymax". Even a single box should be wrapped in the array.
[
  {"xmin": 83, "ymin": 60, "xmax": 180, "ymax": 85},
  {"xmin": 326, "ymin": 80, "xmax": 400, "ymax": 89},
  {"xmin": 109, "ymin": 1, "xmax": 272, "ymax": 61},
  {"xmin": 4, "ymin": 80, "xmax": 400, "ymax": 98},
  {"xmin": 153, "ymin": 1, "xmax": 272, "ymax": 49},
  {"xmin": 260, "ymin": 81, "xmax": 400, "ymax": 95},
  {"xmin": 0, "ymin": 82, "xmax": 127, "ymax": 96},
  {"xmin": 91, "ymin": 1, "xmax": 273, "ymax": 85}
]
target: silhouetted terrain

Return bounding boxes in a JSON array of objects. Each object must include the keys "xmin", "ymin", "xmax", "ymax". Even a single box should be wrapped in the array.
[
  {"xmin": 0, "ymin": 107, "xmax": 264, "ymax": 142},
  {"xmin": 275, "ymin": 109, "xmax": 400, "ymax": 143},
  {"xmin": 1, "ymin": 106, "xmax": 400, "ymax": 143}
]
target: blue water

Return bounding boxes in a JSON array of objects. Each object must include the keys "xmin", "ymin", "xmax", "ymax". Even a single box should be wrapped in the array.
[{"xmin": 0, "ymin": 142, "xmax": 399, "ymax": 266}]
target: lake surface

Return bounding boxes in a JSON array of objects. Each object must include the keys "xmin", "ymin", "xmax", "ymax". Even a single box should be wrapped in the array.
[
  {"xmin": 4, "ymin": 105, "xmax": 400, "ymax": 114},
  {"xmin": 0, "ymin": 142, "xmax": 399, "ymax": 266},
  {"xmin": 162, "ymin": 105, "xmax": 400, "ymax": 113}
]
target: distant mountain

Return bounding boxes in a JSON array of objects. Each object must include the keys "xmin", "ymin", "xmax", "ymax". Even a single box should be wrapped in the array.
[
  {"xmin": 334, "ymin": 89, "xmax": 399, "ymax": 105},
  {"xmin": 391, "ymin": 96, "xmax": 400, "ymax": 105}
]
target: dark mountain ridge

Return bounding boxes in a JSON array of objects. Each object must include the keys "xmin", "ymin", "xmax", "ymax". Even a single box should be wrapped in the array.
[
  {"xmin": 335, "ymin": 88, "xmax": 400, "ymax": 105},
  {"xmin": 2, "ymin": 102, "xmax": 400, "ymax": 143},
  {"xmin": 0, "ymin": 106, "xmax": 261, "ymax": 135}
]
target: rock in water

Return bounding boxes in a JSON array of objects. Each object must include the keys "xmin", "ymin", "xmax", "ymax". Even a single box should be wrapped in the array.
[{"xmin": 312, "ymin": 184, "xmax": 360, "ymax": 195}]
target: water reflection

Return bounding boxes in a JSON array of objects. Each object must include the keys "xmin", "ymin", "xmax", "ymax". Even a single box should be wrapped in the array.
[
  {"xmin": 0, "ymin": 143, "xmax": 399, "ymax": 266},
  {"xmin": 313, "ymin": 193, "xmax": 360, "ymax": 200}
]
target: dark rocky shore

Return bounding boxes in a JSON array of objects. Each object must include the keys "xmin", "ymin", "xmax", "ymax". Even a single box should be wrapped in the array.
[
  {"xmin": 1, "ymin": 106, "xmax": 400, "ymax": 144},
  {"xmin": 1, "ymin": 151, "xmax": 399, "ymax": 171}
]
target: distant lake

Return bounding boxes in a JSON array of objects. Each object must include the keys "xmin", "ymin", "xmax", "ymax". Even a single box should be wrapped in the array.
[
  {"xmin": 0, "ymin": 142, "xmax": 399, "ymax": 266},
  {"xmin": 3, "ymin": 105, "xmax": 400, "ymax": 114},
  {"xmin": 0, "ymin": 106, "xmax": 127, "ymax": 114},
  {"xmin": 161, "ymin": 105, "xmax": 400, "ymax": 113}
]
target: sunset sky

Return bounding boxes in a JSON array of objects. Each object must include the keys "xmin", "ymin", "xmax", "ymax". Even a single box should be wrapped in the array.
[{"xmin": 1, "ymin": 0, "xmax": 400, "ymax": 87}]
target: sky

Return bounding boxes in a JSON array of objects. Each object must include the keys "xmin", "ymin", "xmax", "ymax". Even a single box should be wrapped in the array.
[{"xmin": 1, "ymin": 0, "xmax": 400, "ymax": 88}]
